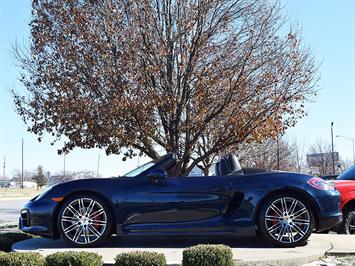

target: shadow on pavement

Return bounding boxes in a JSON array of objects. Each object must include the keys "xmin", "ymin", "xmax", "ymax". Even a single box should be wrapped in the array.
[{"xmin": 20, "ymin": 235, "xmax": 282, "ymax": 251}]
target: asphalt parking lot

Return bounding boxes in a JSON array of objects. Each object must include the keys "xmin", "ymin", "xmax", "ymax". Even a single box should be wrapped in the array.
[{"xmin": 0, "ymin": 199, "xmax": 27, "ymax": 225}]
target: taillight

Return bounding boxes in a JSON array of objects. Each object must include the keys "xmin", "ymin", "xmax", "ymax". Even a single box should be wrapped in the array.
[{"xmin": 307, "ymin": 177, "xmax": 335, "ymax": 190}]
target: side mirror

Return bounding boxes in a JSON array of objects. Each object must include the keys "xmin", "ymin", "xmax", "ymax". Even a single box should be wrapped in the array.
[{"xmin": 147, "ymin": 168, "xmax": 167, "ymax": 183}]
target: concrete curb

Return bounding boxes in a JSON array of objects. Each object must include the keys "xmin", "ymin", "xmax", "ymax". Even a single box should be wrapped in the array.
[{"xmin": 11, "ymin": 235, "xmax": 340, "ymax": 266}]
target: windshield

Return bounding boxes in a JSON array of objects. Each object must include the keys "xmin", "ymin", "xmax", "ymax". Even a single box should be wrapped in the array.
[
  {"xmin": 338, "ymin": 166, "xmax": 355, "ymax": 180},
  {"xmin": 123, "ymin": 162, "xmax": 155, "ymax": 177}
]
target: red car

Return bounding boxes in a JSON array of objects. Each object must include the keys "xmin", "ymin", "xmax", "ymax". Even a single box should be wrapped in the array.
[{"xmin": 333, "ymin": 166, "xmax": 355, "ymax": 234}]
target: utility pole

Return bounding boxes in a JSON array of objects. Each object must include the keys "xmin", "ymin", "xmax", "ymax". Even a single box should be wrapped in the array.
[
  {"xmin": 2, "ymin": 156, "xmax": 5, "ymax": 184},
  {"xmin": 331, "ymin": 122, "xmax": 335, "ymax": 175},
  {"xmin": 21, "ymin": 138, "xmax": 24, "ymax": 189},
  {"xmin": 276, "ymin": 135, "xmax": 280, "ymax": 170},
  {"xmin": 63, "ymin": 154, "xmax": 66, "ymax": 177},
  {"xmin": 96, "ymin": 154, "xmax": 100, "ymax": 178}
]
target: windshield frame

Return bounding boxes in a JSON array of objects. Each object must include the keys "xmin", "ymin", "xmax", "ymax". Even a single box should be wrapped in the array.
[
  {"xmin": 122, "ymin": 153, "xmax": 176, "ymax": 178},
  {"xmin": 123, "ymin": 161, "xmax": 155, "ymax": 177}
]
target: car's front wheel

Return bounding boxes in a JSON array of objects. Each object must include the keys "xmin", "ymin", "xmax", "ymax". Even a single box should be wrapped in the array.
[
  {"xmin": 258, "ymin": 194, "xmax": 314, "ymax": 247},
  {"xmin": 58, "ymin": 193, "xmax": 112, "ymax": 247}
]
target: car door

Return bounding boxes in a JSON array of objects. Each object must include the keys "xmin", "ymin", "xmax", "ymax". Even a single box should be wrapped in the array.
[{"xmin": 123, "ymin": 174, "xmax": 233, "ymax": 233}]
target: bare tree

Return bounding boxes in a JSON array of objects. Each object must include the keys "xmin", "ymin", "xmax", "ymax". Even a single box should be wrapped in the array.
[
  {"xmin": 14, "ymin": 0, "xmax": 318, "ymax": 176},
  {"xmin": 292, "ymin": 138, "xmax": 306, "ymax": 173},
  {"xmin": 237, "ymin": 137, "xmax": 298, "ymax": 171},
  {"xmin": 307, "ymin": 140, "xmax": 335, "ymax": 176},
  {"xmin": 337, "ymin": 159, "xmax": 353, "ymax": 173},
  {"xmin": 11, "ymin": 169, "xmax": 33, "ymax": 182}
]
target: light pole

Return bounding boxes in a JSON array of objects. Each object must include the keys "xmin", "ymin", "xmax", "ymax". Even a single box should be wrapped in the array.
[
  {"xmin": 21, "ymin": 138, "xmax": 24, "ymax": 189},
  {"xmin": 336, "ymin": 135, "xmax": 355, "ymax": 165},
  {"xmin": 276, "ymin": 134, "xmax": 280, "ymax": 170},
  {"xmin": 63, "ymin": 154, "xmax": 66, "ymax": 177},
  {"xmin": 331, "ymin": 122, "xmax": 335, "ymax": 174}
]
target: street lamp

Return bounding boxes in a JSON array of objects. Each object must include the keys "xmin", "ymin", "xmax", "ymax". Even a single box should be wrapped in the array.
[
  {"xmin": 336, "ymin": 135, "xmax": 355, "ymax": 165},
  {"xmin": 331, "ymin": 122, "xmax": 335, "ymax": 174}
]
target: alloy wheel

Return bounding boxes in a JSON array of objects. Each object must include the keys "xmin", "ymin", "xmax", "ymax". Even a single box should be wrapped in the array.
[
  {"xmin": 61, "ymin": 198, "xmax": 107, "ymax": 244},
  {"xmin": 264, "ymin": 197, "xmax": 311, "ymax": 244}
]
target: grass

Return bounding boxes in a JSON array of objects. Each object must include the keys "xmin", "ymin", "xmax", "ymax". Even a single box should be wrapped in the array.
[{"xmin": 0, "ymin": 188, "xmax": 44, "ymax": 200}]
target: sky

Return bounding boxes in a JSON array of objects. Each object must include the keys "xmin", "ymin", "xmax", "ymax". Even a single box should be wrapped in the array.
[{"xmin": 0, "ymin": 0, "xmax": 354, "ymax": 178}]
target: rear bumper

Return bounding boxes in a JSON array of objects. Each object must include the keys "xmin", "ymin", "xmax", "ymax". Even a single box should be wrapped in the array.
[
  {"xmin": 316, "ymin": 214, "xmax": 343, "ymax": 232},
  {"xmin": 312, "ymin": 189, "xmax": 343, "ymax": 231}
]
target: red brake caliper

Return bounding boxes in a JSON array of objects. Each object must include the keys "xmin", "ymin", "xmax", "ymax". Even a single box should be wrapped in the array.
[
  {"xmin": 93, "ymin": 207, "xmax": 102, "ymax": 230},
  {"xmin": 271, "ymin": 211, "xmax": 278, "ymax": 226}
]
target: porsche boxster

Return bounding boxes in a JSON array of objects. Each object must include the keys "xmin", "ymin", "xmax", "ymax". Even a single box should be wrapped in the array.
[{"xmin": 19, "ymin": 153, "xmax": 342, "ymax": 247}]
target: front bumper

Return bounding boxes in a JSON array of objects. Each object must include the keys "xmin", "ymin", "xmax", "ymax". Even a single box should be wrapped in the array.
[{"xmin": 19, "ymin": 199, "xmax": 59, "ymax": 239}]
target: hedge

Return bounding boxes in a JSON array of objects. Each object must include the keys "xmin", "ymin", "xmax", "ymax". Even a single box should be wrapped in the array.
[
  {"xmin": 0, "ymin": 232, "xmax": 35, "ymax": 252},
  {"xmin": 45, "ymin": 251, "xmax": 103, "ymax": 266},
  {"xmin": 182, "ymin": 244, "xmax": 234, "ymax": 266},
  {"xmin": 114, "ymin": 251, "xmax": 166, "ymax": 266},
  {"xmin": 0, "ymin": 251, "xmax": 45, "ymax": 266}
]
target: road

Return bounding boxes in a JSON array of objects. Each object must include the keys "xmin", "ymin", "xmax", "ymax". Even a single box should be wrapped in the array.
[{"xmin": 0, "ymin": 199, "xmax": 28, "ymax": 224}]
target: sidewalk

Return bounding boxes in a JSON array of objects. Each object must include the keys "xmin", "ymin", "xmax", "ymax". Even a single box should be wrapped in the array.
[
  {"xmin": 312, "ymin": 234, "xmax": 355, "ymax": 256},
  {"xmin": 13, "ymin": 234, "xmax": 353, "ymax": 266}
]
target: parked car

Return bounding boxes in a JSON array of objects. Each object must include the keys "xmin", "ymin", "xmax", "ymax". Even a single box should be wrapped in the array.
[
  {"xmin": 19, "ymin": 153, "xmax": 342, "ymax": 248},
  {"xmin": 0, "ymin": 181, "xmax": 10, "ymax": 188},
  {"xmin": 337, "ymin": 166, "xmax": 355, "ymax": 181},
  {"xmin": 332, "ymin": 166, "xmax": 355, "ymax": 234}
]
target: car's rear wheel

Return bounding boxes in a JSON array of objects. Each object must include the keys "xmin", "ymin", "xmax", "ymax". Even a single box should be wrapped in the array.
[
  {"xmin": 258, "ymin": 194, "xmax": 314, "ymax": 247},
  {"xmin": 338, "ymin": 210, "xmax": 355, "ymax": 235},
  {"xmin": 58, "ymin": 193, "xmax": 112, "ymax": 247}
]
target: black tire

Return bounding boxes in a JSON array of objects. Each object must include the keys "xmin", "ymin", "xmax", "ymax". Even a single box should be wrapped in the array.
[
  {"xmin": 258, "ymin": 193, "xmax": 315, "ymax": 248},
  {"xmin": 338, "ymin": 210, "xmax": 355, "ymax": 235},
  {"xmin": 57, "ymin": 193, "xmax": 113, "ymax": 247}
]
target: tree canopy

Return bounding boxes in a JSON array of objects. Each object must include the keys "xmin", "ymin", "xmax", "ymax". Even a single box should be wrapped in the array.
[{"xmin": 14, "ymin": 0, "xmax": 318, "ymax": 176}]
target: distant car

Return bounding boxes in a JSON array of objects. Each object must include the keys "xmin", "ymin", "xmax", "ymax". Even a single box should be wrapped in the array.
[
  {"xmin": 337, "ymin": 166, "xmax": 355, "ymax": 181},
  {"xmin": 20, "ymin": 154, "xmax": 342, "ymax": 248},
  {"xmin": 0, "ymin": 181, "xmax": 10, "ymax": 188},
  {"xmin": 331, "ymin": 166, "xmax": 355, "ymax": 234}
]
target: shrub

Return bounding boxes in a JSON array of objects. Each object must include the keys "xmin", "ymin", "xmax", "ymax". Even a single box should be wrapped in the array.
[
  {"xmin": 0, "ymin": 251, "xmax": 45, "ymax": 266},
  {"xmin": 182, "ymin": 244, "xmax": 234, "ymax": 266},
  {"xmin": 0, "ymin": 232, "xmax": 35, "ymax": 252},
  {"xmin": 45, "ymin": 251, "xmax": 103, "ymax": 266},
  {"xmin": 114, "ymin": 251, "xmax": 167, "ymax": 266}
]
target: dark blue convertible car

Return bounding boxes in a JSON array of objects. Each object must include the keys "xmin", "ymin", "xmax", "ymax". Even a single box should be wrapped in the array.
[{"xmin": 19, "ymin": 153, "xmax": 342, "ymax": 247}]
